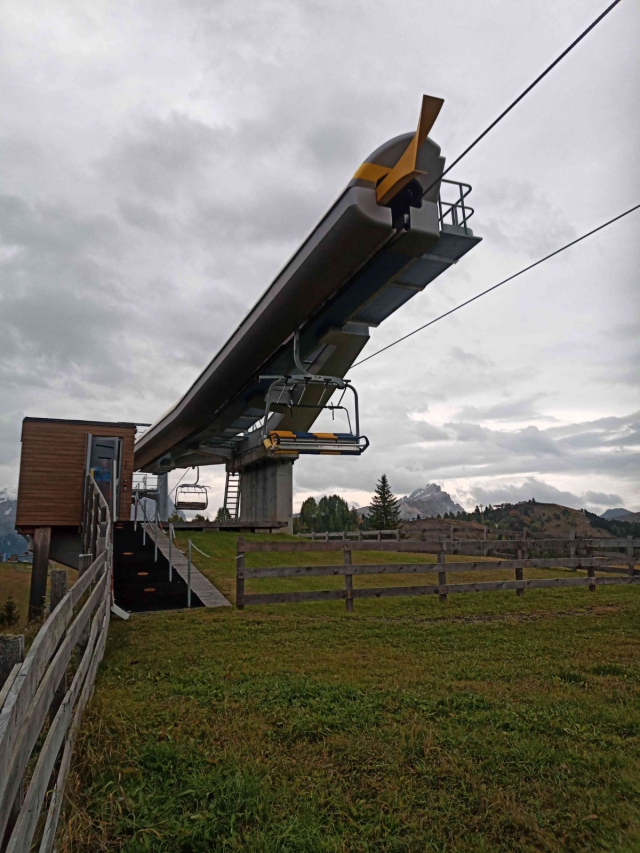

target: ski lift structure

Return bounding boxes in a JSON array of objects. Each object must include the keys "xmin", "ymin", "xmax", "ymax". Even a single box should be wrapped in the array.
[
  {"xmin": 260, "ymin": 333, "xmax": 369, "ymax": 457},
  {"xmin": 174, "ymin": 467, "xmax": 209, "ymax": 511}
]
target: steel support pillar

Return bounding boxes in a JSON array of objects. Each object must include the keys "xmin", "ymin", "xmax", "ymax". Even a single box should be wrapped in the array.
[
  {"xmin": 156, "ymin": 473, "xmax": 169, "ymax": 522},
  {"xmin": 239, "ymin": 459, "xmax": 293, "ymax": 534}
]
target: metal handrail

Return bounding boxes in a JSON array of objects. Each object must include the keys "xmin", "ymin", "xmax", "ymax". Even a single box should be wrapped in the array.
[{"xmin": 438, "ymin": 179, "xmax": 475, "ymax": 234}]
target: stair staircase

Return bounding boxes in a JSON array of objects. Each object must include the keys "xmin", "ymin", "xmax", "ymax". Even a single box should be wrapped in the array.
[{"xmin": 223, "ymin": 471, "xmax": 241, "ymax": 520}]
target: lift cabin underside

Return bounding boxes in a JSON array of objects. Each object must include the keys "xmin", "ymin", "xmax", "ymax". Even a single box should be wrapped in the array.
[{"xmin": 134, "ymin": 96, "xmax": 482, "ymax": 475}]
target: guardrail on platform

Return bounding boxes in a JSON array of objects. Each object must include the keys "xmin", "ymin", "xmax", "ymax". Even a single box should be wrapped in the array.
[
  {"xmin": 0, "ymin": 476, "xmax": 113, "ymax": 852},
  {"xmin": 236, "ymin": 537, "xmax": 639, "ymax": 612}
]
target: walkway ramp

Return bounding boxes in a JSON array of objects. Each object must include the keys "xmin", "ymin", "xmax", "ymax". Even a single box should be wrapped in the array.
[{"xmin": 146, "ymin": 523, "xmax": 231, "ymax": 608}]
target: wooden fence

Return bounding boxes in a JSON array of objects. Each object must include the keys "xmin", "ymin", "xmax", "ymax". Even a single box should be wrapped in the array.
[
  {"xmin": 297, "ymin": 529, "xmax": 400, "ymax": 541},
  {"xmin": 0, "ymin": 477, "xmax": 112, "ymax": 852},
  {"xmin": 236, "ymin": 536, "xmax": 639, "ymax": 611}
]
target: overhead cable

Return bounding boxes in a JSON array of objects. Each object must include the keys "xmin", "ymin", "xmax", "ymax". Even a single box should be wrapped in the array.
[
  {"xmin": 352, "ymin": 203, "xmax": 640, "ymax": 368},
  {"xmin": 423, "ymin": 0, "xmax": 624, "ymax": 197}
]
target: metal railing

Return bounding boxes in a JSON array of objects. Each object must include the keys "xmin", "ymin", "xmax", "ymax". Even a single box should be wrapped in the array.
[{"xmin": 437, "ymin": 179, "xmax": 474, "ymax": 234}]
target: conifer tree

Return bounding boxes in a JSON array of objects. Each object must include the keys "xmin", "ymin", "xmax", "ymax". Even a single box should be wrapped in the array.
[
  {"xmin": 368, "ymin": 474, "xmax": 400, "ymax": 530},
  {"xmin": 0, "ymin": 594, "xmax": 20, "ymax": 629}
]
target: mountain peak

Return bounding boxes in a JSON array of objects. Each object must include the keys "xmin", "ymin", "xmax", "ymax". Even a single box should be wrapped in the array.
[{"xmin": 399, "ymin": 483, "xmax": 464, "ymax": 520}]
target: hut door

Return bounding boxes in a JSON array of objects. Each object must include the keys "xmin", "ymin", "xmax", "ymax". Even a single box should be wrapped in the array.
[{"xmin": 87, "ymin": 436, "xmax": 123, "ymax": 520}]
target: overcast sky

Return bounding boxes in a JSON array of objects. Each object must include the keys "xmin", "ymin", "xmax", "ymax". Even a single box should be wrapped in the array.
[{"xmin": 1, "ymin": 0, "xmax": 638, "ymax": 514}]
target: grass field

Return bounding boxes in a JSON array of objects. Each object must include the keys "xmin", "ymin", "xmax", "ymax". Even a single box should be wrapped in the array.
[{"xmin": 56, "ymin": 532, "xmax": 640, "ymax": 852}]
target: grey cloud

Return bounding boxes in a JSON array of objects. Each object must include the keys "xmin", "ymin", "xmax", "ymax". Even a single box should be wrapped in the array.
[
  {"xmin": 477, "ymin": 178, "xmax": 577, "ymax": 258},
  {"xmin": 455, "ymin": 393, "xmax": 548, "ymax": 422}
]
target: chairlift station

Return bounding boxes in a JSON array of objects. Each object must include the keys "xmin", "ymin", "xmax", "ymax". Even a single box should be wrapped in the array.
[
  {"xmin": 16, "ymin": 95, "xmax": 482, "ymax": 592},
  {"xmin": 135, "ymin": 95, "xmax": 481, "ymax": 528}
]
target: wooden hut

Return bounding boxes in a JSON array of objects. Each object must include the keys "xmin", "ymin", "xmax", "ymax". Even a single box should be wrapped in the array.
[{"xmin": 15, "ymin": 417, "xmax": 137, "ymax": 617}]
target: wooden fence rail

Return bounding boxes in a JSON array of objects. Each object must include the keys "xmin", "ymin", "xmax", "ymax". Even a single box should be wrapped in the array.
[
  {"xmin": 236, "ymin": 536, "xmax": 638, "ymax": 611},
  {"xmin": 0, "ymin": 476, "xmax": 112, "ymax": 853}
]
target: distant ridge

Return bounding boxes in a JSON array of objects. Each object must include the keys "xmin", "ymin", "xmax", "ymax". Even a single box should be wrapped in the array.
[{"xmin": 601, "ymin": 508, "xmax": 632, "ymax": 520}]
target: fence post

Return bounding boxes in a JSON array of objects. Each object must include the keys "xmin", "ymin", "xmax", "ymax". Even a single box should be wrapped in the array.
[
  {"xmin": 96, "ymin": 521, "xmax": 109, "ymax": 557},
  {"xmin": 587, "ymin": 564, "xmax": 596, "ymax": 592},
  {"xmin": 154, "ymin": 511, "xmax": 158, "ymax": 562},
  {"xmin": 344, "ymin": 548, "xmax": 353, "ymax": 613},
  {"xmin": 438, "ymin": 550, "xmax": 447, "ymax": 602},
  {"xmin": 187, "ymin": 540, "xmax": 192, "ymax": 608},
  {"xmin": 0, "ymin": 633, "xmax": 24, "ymax": 687},
  {"xmin": 48, "ymin": 571, "xmax": 69, "ymax": 724},
  {"xmin": 142, "ymin": 502, "xmax": 147, "ymax": 546},
  {"xmin": 516, "ymin": 548, "xmax": 524, "ymax": 597},
  {"xmin": 569, "ymin": 530, "xmax": 576, "ymax": 560},
  {"xmin": 49, "ymin": 568, "xmax": 67, "ymax": 613},
  {"xmin": 236, "ymin": 539, "xmax": 245, "ymax": 610},
  {"xmin": 168, "ymin": 524, "xmax": 173, "ymax": 581},
  {"xmin": 628, "ymin": 536, "xmax": 635, "ymax": 578}
]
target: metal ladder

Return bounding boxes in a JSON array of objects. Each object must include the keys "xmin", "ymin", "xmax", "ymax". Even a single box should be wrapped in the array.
[{"xmin": 223, "ymin": 471, "xmax": 241, "ymax": 520}]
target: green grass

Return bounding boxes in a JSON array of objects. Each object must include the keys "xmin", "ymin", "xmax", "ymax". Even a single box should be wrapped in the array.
[{"xmin": 58, "ymin": 533, "xmax": 640, "ymax": 852}]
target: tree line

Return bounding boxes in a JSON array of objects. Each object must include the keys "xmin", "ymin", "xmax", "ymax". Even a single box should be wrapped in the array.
[{"xmin": 294, "ymin": 474, "xmax": 401, "ymax": 534}]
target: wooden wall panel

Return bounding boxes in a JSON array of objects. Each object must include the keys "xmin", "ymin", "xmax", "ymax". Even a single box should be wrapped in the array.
[{"xmin": 16, "ymin": 419, "xmax": 136, "ymax": 529}]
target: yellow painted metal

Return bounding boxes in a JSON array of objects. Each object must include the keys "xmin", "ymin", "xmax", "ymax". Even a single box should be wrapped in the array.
[
  {"xmin": 352, "ymin": 162, "xmax": 391, "ymax": 184},
  {"xmin": 376, "ymin": 95, "xmax": 444, "ymax": 207},
  {"xmin": 314, "ymin": 433, "xmax": 338, "ymax": 440}
]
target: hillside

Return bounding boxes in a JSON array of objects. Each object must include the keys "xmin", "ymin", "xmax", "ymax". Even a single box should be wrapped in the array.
[{"xmin": 440, "ymin": 500, "xmax": 618, "ymax": 537}]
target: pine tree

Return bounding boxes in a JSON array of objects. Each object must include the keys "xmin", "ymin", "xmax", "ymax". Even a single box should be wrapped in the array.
[
  {"xmin": 215, "ymin": 506, "xmax": 231, "ymax": 521},
  {"xmin": 0, "ymin": 595, "xmax": 20, "ymax": 630},
  {"xmin": 368, "ymin": 474, "xmax": 400, "ymax": 530}
]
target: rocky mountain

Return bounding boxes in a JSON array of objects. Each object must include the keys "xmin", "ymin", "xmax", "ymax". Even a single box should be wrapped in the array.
[
  {"xmin": 398, "ymin": 484, "xmax": 464, "ymax": 520},
  {"xmin": 601, "ymin": 508, "xmax": 632, "ymax": 520},
  {"xmin": 0, "ymin": 489, "xmax": 28, "ymax": 555}
]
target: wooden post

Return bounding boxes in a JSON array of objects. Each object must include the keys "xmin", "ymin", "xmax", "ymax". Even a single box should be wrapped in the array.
[
  {"xmin": 48, "ymin": 570, "xmax": 68, "ymax": 723},
  {"xmin": 569, "ymin": 530, "xmax": 576, "ymax": 560},
  {"xmin": 29, "ymin": 526, "xmax": 51, "ymax": 621},
  {"xmin": 377, "ymin": 530, "xmax": 381, "ymax": 541},
  {"xmin": 168, "ymin": 524, "xmax": 173, "ymax": 581},
  {"xmin": 344, "ymin": 548, "xmax": 353, "ymax": 613},
  {"xmin": 49, "ymin": 568, "xmax": 67, "ymax": 613},
  {"xmin": 236, "ymin": 539, "xmax": 245, "ymax": 609},
  {"xmin": 96, "ymin": 519, "xmax": 108, "ymax": 559},
  {"xmin": 515, "ymin": 548, "xmax": 524, "ymax": 597},
  {"xmin": 438, "ymin": 550, "xmax": 447, "ymax": 602},
  {"xmin": 628, "ymin": 536, "xmax": 635, "ymax": 578},
  {"xmin": 587, "ymin": 564, "xmax": 596, "ymax": 593},
  {"xmin": 0, "ymin": 633, "xmax": 24, "ymax": 687},
  {"xmin": 78, "ymin": 553, "xmax": 93, "ymax": 578}
]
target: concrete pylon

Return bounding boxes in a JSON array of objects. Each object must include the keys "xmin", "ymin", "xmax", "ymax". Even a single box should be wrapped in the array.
[
  {"xmin": 156, "ymin": 473, "xmax": 169, "ymax": 522},
  {"xmin": 239, "ymin": 459, "xmax": 293, "ymax": 534}
]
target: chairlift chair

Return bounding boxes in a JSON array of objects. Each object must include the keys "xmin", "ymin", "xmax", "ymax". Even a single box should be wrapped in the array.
[
  {"xmin": 174, "ymin": 467, "xmax": 209, "ymax": 511},
  {"xmin": 260, "ymin": 332, "xmax": 369, "ymax": 457}
]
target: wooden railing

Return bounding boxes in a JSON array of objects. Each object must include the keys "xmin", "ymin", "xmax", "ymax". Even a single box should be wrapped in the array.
[
  {"xmin": 0, "ymin": 476, "xmax": 113, "ymax": 852},
  {"xmin": 236, "ymin": 537, "xmax": 639, "ymax": 611}
]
